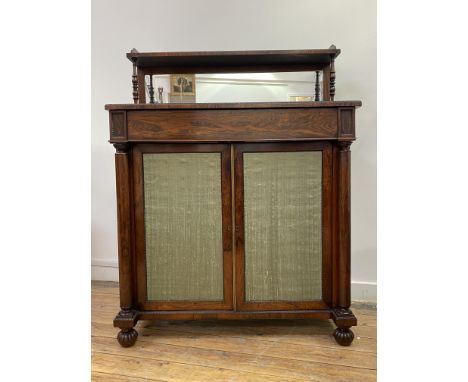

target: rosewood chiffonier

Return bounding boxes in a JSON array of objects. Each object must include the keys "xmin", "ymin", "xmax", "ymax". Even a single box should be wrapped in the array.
[{"xmin": 105, "ymin": 47, "xmax": 362, "ymax": 347}]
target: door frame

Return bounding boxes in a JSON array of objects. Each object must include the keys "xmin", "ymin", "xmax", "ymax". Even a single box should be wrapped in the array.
[
  {"xmin": 234, "ymin": 142, "xmax": 333, "ymax": 311},
  {"xmin": 132, "ymin": 143, "xmax": 233, "ymax": 311}
]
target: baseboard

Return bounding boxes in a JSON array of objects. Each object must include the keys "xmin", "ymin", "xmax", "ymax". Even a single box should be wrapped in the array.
[
  {"xmin": 92, "ymin": 259, "xmax": 119, "ymax": 281},
  {"xmin": 91, "ymin": 259, "xmax": 377, "ymax": 303},
  {"xmin": 351, "ymin": 281, "xmax": 377, "ymax": 303}
]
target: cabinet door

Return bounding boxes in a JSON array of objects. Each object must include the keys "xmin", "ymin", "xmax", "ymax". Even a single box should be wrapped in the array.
[
  {"xmin": 133, "ymin": 144, "xmax": 233, "ymax": 310},
  {"xmin": 234, "ymin": 142, "xmax": 332, "ymax": 311}
]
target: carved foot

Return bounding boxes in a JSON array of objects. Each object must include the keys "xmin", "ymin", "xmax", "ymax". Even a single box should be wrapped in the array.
[
  {"xmin": 331, "ymin": 307, "xmax": 357, "ymax": 346},
  {"xmin": 114, "ymin": 309, "xmax": 139, "ymax": 347},
  {"xmin": 333, "ymin": 327, "xmax": 354, "ymax": 346},
  {"xmin": 117, "ymin": 328, "xmax": 138, "ymax": 347}
]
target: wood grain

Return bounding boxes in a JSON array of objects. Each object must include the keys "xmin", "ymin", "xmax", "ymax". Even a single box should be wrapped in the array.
[
  {"xmin": 337, "ymin": 141, "xmax": 352, "ymax": 308},
  {"xmin": 125, "ymin": 48, "xmax": 341, "ymax": 76},
  {"xmin": 105, "ymin": 101, "xmax": 362, "ymax": 111},
  {"xmin": 92, "ymin": 371, "xmax": 164, "ymax": 381},
  {"xmin": 127, "ymin": 108, "xmax": 338, "ymax": 142},
  {"xmin": 92, "ymin": 281, "xmax": 376, "ymax": 381},
  {"xmin": 107, "ymin": 93, "xmax": 361, "ymax": 347},
  {"xmin": 114, "ymin": 146, "xmax": 133, "ymax": 311}
]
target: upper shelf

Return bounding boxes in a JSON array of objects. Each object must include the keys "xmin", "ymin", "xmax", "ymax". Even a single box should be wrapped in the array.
[
  {"xmin": 127, "ymin": 48, "xmax": 340, "ymax": 73},
  {"xmin": 105, "ymin": 101, "xmax": 361, "ymax": 111},
  {"xmin": 125, "ymin": 47, "xmax": 343, "ymax": 103}
]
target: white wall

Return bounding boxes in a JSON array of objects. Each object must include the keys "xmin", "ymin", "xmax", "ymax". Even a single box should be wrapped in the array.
[{"xmin": 92, "ymin": 0, "xmax": 376, "ymax": 302}]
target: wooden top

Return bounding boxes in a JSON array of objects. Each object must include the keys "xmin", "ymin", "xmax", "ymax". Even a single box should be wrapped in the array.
[
  {"xmin": 127, "ymin": 48, "xmax": 340, "ymax": 71},
  {"xmin": 105, "ymin": 101, "xmax": 361, "ymax": 111}
]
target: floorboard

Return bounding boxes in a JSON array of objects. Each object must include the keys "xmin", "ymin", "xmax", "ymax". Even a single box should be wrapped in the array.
[{"xmin": 92, "ymin": 281, "xmax": 377, "ymax": 381}]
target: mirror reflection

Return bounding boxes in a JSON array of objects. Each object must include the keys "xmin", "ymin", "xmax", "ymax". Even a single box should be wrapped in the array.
[{"xmin": 144, "ymin": 72, "xmax": 322, "ymax": 104}]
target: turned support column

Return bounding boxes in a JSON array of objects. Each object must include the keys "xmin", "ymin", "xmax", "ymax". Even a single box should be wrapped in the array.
[
  {"xmin": 114, "ymin": 143, "xmax": 133, "ymax": 310},
  {"xmin": 113, "ymin": 142, "xmax": 138, "ymax": 347},
  {"xmin": 330, "ymin": 57, "xmax": 336, "ymax": 101},
  {"xmin": 131, "ymin": 60, "xmax": 138, "ymax": 104},
  {"xmin": 331, "ymin": 140, "xmax": 356, "ymax": 346},
  {"xmin": 314, "ymin": 70, "xmax": 320, "ymax": 101},
  {"xmin": 148, "ymin": 75, "xmax": 155, "ymax": 104},
  {"xmin": 328, "ymin": 44, "xmax": 336, "ymax": 101},
  {"xmin": 337, "ymin": 140, "xmax": 351, "ymax": 308}
]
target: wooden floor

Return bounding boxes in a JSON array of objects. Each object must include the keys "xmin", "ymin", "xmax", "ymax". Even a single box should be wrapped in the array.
[{"xmin": 92, "ymin": 281, "xmax": 376, "ymax": 381}]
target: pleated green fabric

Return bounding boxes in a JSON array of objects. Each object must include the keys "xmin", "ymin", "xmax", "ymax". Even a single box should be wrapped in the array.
[
  {"xmin": 143, "ymin": 153, "xmax": 224, "ymax": 301},
  {"xmin": 244, "ymin": 151, "xmax": 322, "ymax": 301}
]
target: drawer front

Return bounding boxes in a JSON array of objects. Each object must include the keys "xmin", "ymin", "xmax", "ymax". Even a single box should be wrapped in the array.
[{"xmin": 127, "ymin": 108, "xmax": 338, "ymax": 142}]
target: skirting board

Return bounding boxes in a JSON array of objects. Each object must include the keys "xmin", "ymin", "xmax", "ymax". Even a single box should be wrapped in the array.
[
  {"xmin": 351, "ymin": 281, "xmax": 377, "ymax": 303},
  {"xmin": 92, "ymin": 260, "xmax": 377, "ymax": 303}
]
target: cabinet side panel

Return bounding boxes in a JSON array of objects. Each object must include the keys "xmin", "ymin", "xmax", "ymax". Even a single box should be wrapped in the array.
[
  {"xmin": 143, "ymin": 152, "xmax": 224, "ymax": 301},
  {"xmin": 244, "ymin": 151, "xmax": 322, "ymax": 301}
]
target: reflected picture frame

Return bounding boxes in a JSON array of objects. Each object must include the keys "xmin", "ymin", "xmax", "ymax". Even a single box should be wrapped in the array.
[{"xmin": 170, "ymin": 74, "xmax": 196, "ymax": 95}]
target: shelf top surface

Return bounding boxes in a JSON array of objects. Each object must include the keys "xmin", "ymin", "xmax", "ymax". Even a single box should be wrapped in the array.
[
  {"xmin": 105, "ymin": 101, "xmax": 361, "ymax": 111},
  {"xmin": 126, "ymin": 48, "xmax": 341, "ymax": 69}
]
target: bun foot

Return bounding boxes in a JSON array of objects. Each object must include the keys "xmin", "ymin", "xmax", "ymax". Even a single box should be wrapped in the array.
[
  {"xmin": 333, "ymin": 327, "xmax": 354, "ymax": 346},
  {"xmin": 117, "ymin": 328, "xmax": 138, "ymax": 347}
]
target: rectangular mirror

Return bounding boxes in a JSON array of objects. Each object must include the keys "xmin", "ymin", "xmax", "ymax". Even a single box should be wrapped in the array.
[{"xmin": 144, "ymin": 71, "xmax": 323, "ymax": 104}]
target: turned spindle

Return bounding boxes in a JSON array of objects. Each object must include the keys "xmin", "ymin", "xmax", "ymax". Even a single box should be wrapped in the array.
[
  {"xmin": 130, "ymin": 48, "xmax": 139, "ymax": 104},
  {"xmin": 148, "ymin": 75, "xmax": 155, "ymax": 104},
  {"xmin": 329, "ymin": 45, "xmax": 336, "ymax": 102},
  {"xmin": 315, "ymin": 70, "xmax": 320, "ymax": 101},
  {"xmin": 330, "ymin": 58, "xmax": 336, "ymax": 101},
  {"xmin": 131, "ymin": 59, "xmax": 138, "ymax": 104}
]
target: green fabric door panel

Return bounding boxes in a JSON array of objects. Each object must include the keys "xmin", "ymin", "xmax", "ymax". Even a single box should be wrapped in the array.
[
  {"xmin": 143, "ymin": 153, "xmax": 224, "ymax": 301},
  {"xmin": 243, "ymin": 151, "xmax": 322, "ymax": 301}
]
